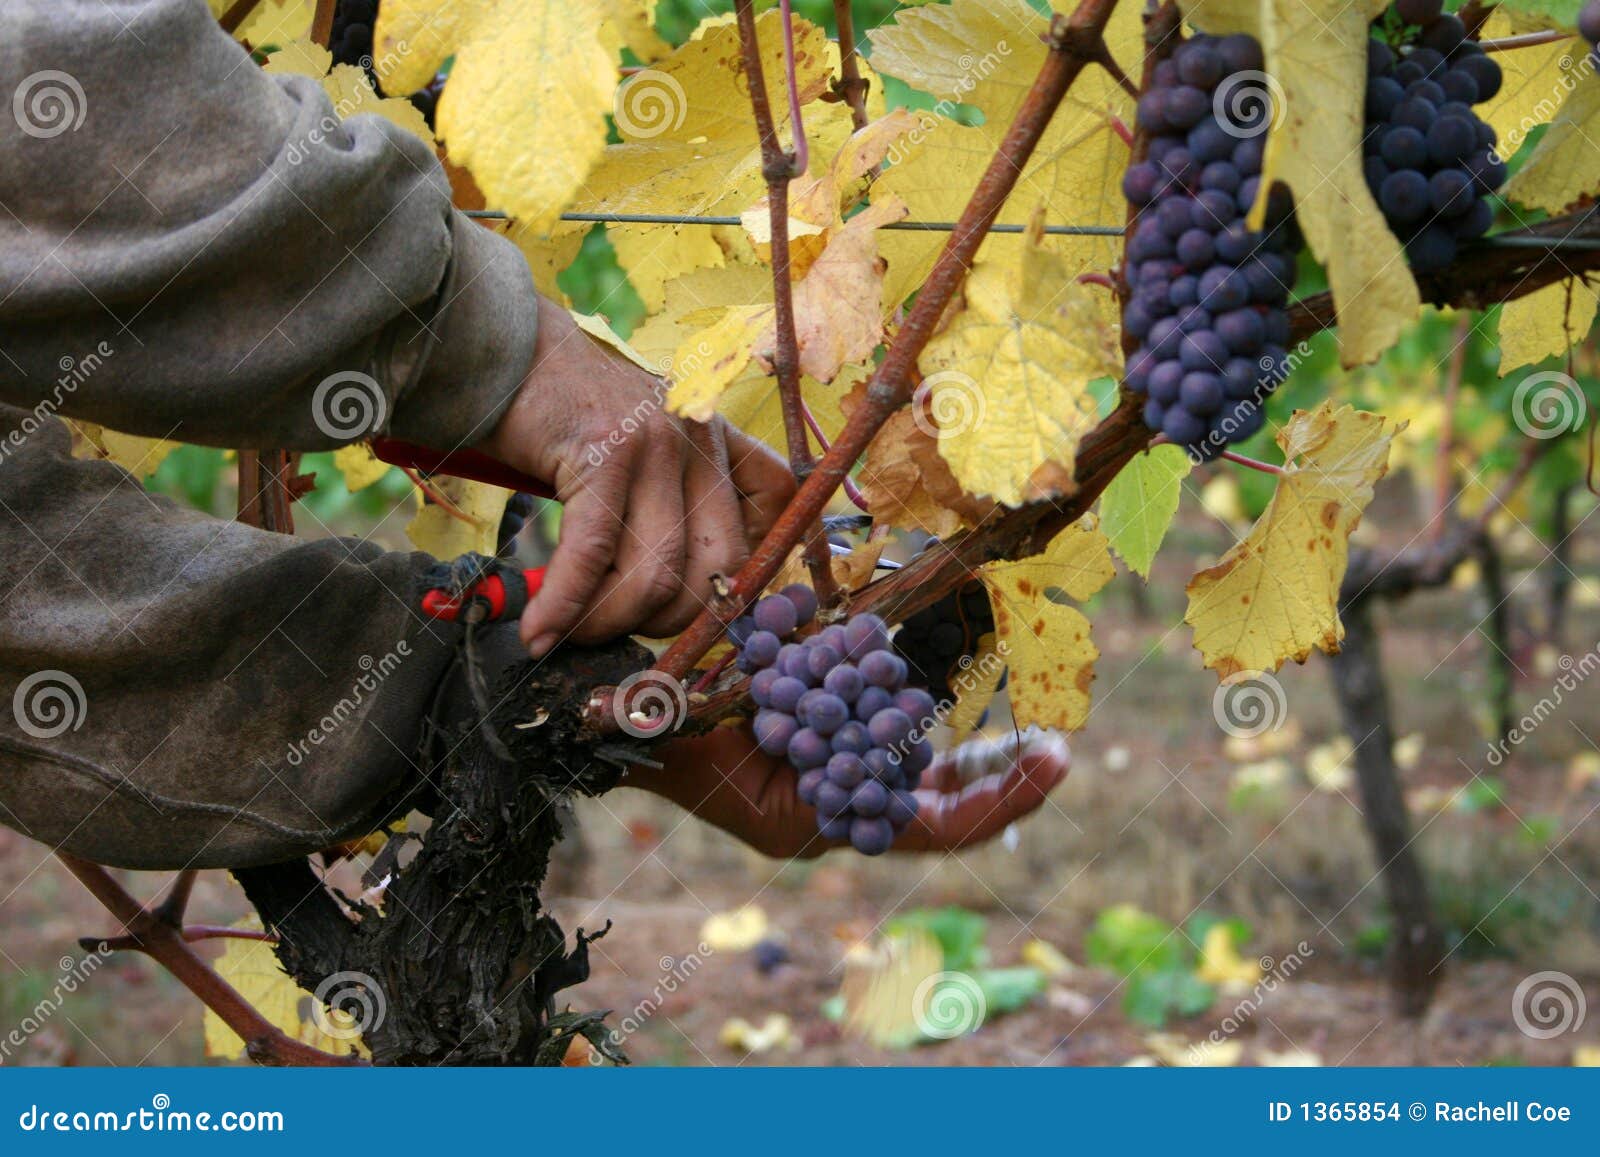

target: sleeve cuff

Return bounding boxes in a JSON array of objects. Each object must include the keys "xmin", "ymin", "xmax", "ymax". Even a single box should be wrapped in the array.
[{"xmin": 383, "ymin": 214, "xmax": 540, "ymax": 451}]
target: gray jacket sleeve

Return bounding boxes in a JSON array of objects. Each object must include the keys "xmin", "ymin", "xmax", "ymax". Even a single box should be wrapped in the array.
[
  {"xmin": 0, "ymin": 1, "xmax": 544, "ymax": 870},
  {"xmin": 0, "ymin": 0, "xmax": 539, "ymax": 451}
]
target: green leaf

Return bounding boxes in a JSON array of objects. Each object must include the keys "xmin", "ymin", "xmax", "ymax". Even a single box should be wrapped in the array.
[
  {"xmin": 1084, "ymin": 904, "xmax": 1183, "ymax": 976},
  {"xmin": 1477, "ymin": 0, "xmax": 1582, "ymax": 26},
  {"xmin": 886, "ymin": 906, "xmax": 989, "ymax": 971},
  {"xmin": 1185, "ymin": 910, "xmax": 1253, "ymax": 951},
  {"xmin": 972, "ymin": 967, "xmax": 1048, "ymax": 1016},
  {"xmin": 1099, "ymin": 445, "xmax": 1191, "ymax": 578},
  {"xmin": 1124, "ymin": 969, "xmax": 1216, "ymax": 1028}
]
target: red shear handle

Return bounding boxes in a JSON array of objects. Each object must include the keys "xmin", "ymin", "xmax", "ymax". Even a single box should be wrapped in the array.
[
  {"xmin": 370, "ymin": 437, "xmax": 557, "ymax": 500},
  {"xmin": 420, "ymin": 568, "xmax": 546, "ymax": 622}
]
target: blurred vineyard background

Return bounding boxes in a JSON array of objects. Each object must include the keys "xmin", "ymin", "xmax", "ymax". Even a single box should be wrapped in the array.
[{"xmin": 2, "ymin": 0, "xmax": 1598, "ymax": 1067}]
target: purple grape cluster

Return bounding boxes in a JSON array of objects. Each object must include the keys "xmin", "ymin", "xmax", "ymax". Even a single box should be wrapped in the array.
[
  {"xmin": 1121, "ymin": 33, "xmax": 1299, "ymax": 463},
  {"xmin": 733, "ymin": 586, "xmax": 934, "ymax": 856},
  {"xmin": 330, "ymin": 0, "xmax": 377, "ymax": 68},
  {"xmin": 1363, "ymin": 3, "xmax": 1503, "ymax": 273}
]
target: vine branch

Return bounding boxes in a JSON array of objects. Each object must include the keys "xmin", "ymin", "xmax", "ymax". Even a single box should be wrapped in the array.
[
  {"xmin": 733, "ymin": 0, "xmax": 837, "ymax": 607},
  {"xmin": 832, "ymin": 0, "xmax": 872, "ymax": 132}
]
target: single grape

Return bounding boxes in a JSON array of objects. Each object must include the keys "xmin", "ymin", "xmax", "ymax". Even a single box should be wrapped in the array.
[
  {"xmin": 750, "ymin": 667, "xmax": 782, "ymax": 708},
  {"xmin": 1180, "ymin": 372, "xmax": 1224, "ymax": 417},
  {"xmin": 1215, "ymin": 224, "xmax": 1259, "ymax": 264},
  {"xmin": 854, "ymin": 686, "xmax": 893, "ymax": 722},
  {"xmin": 1148, "ymin": 361, "xmax": 1183, "ymax": 405},
  {"xmin": 1407, "ymin": 47, "xmax": 1446, "ymax": 78},
  {"xmin": 751, "ymin": 594, "xmax": 799, "ymax": 637},
  {"xmin": 767, "ymin": 674, "xmax": 808, "ymax": 714},
  {"xmin": 1420, "ymin": 13, "xmax": 1466, "ymax": 54},
  {"xmin": 805, "ymin": 642, "xmax": 843, "ymax": 683},
  {"xmin": 814, "ymin": 780, "xmax": 849, "ymax": 820},
  {"xmin": 1223, "ymin": 357, "xmax": 1261, "ymax": 401},
  {"xmin": 1454, "ymin": 54, "xmax": 1501, "ymax": 102},
  {"xmin": 1136, "ymin": 90, "xmax": 1170, "ymax": 133},
  {"xmin": 1165, "ymin": 85, "xmax": 1210, "ymax": 129},
  {"xmin": 859, "ymin": 650, "xmax": 907, "ymax": 690},
  {"xmin": 1193, "ymin": 190, "xmax": 1239, "ymax": 231},
  {"xmin": 842, "ymin": 613, "xmax": 890, "ymax": 660},
  {"xmin": 1391, "ymin": 98, "xmax": 1436, "ymax": 134},
  {"xmin": 1368, "ymin": 38, "xmax": 1396, "ymax": 78},
  {"xmin": 1395, "ymin": 0, "xmax": 1443, "ymax": 28},
  {"xmin": 899, "ymin": 738, "xmax": 934, "ymax": 778},
  {"xmin": 1429, "ymin": 168, "xmax": 1473, "ymax": 217},
  {"xmin": 867, "ymin": 707, "xmax": 915, "ymax": 749},
  {"xmin": 1198, "ymin": 266, "xmax": 1250, "ymax": 312},
  {"xmin": 1177, "ymin": 42, "xmax": 1225, "ymax": 89},
  {"xmin": 1162, "ymin": 406, "xmax": 1206, "ymax": 447},
  {"xmin": 1143, "ymin": 398, "xmax": 1167, "ymax": 431},
  {"xmin": 1233, "ymin": 135, "xmax": 1265, "ymax": 175},
  {"xmin": 831, "ymin": 720, "xmax": 871, "ymax": 755},
  {"xmin": 788, "ymin": 726, "xmax": 832, "ymax": 772},
  {"xmin": 1123, "ymin": 161, "xmax": 1163, "ymax": 205},
  {"xmin": 1175, "ymin": 306, "xmax": 1213, "ymax": 335},
  {"xmin": 797, "ymin": 768, "xmax": 825, "ymax": 806},
  {"xmin": 739, "ymin": 630, "xmax": 781, "ymax": 672},
  {"xmin": 1216, "ymin": 308, "xmax": 1266, "ymax": 355},
  {"xmin": 1200, "ymin": 161, "xmax": 1242, "ymax": 195},
  {"xmin": 827, "ymin": 751, "xmax": 867, "ymax": 790},
  {"xmin": 893, "ymin": 688, "xmax": 939, "ymax": 726},
  {"xmin": 1366, "ymin": 76, "xmax": 1405, "ymax": 122},
  {"xmin": 1187, "ymin": 118, "xmax": 1235, "ymax": 165},
  {"xmin": 807, "ymin": 692, "xmax": 850, "ymax": 736},
  {"xmin": 1179, "ymin": 331, "xmax": 1229, "ymax": 373},
  {"xmin": 850, "ymin": 816, "xmax": 895, "ymax": 856},
  {"xmin": 886, "ymin": 789, "xmax": 919, "ymax": 827},
  {"xmin": 862, "ymin": 747, "xmax": 894, "ymax": 781},
  {"xmin": 1438, "ymin": 69, "xmax": 1479, "ymax": 106},
  {"xmin": 1426, "ymin": 116, "xmax": 1476, "ymax": 166},
  {"xmin": 1216, "ymin": 33, "xmax": 1264, "ymax": 74},
  {"xmin": 823, "ymin": 663, "xmax": 864, "ymax": 703},
  {"xmin": 779, "ymin": 583, "xmax": 818, "ymax": 625},
  {"xmin": 1451, "ymin": 195, "xmax": 1493, "ymax": 239},
  {"xmin": 1379, "ymin": 125, "xmax": 1428, "ymax": 170},
  {"xmin": 727, "ymin": 615, "xmax": 756, "ymax": 647},
  {"xmin": 819, "ymin": 816, "xmax": 852, "ymax": 841},
  {"xmin": 1581, "ymin": 0, "xmax": 1600, "ymax": 45},
  {"xmin": 754, "ymin": 710, "xmax": 798, "ymax": 757},
  {"xmin": 851, "ymin": 779, "xmax": 889, "ymax": 819}
]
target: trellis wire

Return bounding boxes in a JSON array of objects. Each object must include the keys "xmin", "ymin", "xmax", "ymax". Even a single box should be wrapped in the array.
[{"xmin": 464, "ymin": 210, "xmax": 1600, "ymax": 251}]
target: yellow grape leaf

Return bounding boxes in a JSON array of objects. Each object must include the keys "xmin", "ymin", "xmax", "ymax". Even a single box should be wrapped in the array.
[
  {"xmin": 229, "ymin": 0, "xmax": 312, "ymax": 44},
  {"xmin": 700, "ymin": 905, "xmax": 768, "ymax": 952},
  {"xmin": 71, "ymin": 423, "xmax": 177, "ymax": 478},
  {"xmin": 1503, "ymin": 72, "xmax": 1600, "ymax": 213},
  {"xmin": 405, "ymin": 476, "xmax": 511, "ymax": 558},
  {"xmin": 981, "ymin": 518, "xmax": 1115, "ymax": 731},
  {"xmin": 857, "ymin": 410, "xmax": 967, "ymax": 539},
  {"xmin": 263, "ymin": 43, "xmax": 433, "ymax": 144},
  {"xmin": 841, "ymin": 927, "xmax": 950, "ymax": 1048},
  {"xmin": 572, "ymin": 310, "xmax": 662, "ymax": 374},
  {"xmin": 918, "ymin": 218, "xmax": 1120, "ymax": 506},
  {"xmin": 575, "ymin": 12, "xmax": 832, "ymax": 221},
  {"xmin": 666, "ymin": 304, "xmax": 771, "ymax": 421},
  {"xmin": 1185, "ymin": 402, "xmax": 1399, "ymax": 678},
  {"xmin": 506, "ymin": 223, "xmax": 588, "ymax": 300},
  {"xmin": 376, "ymin": 0, "xmax": 613, "ymax": 231},
  {"xmin": 1498, "ymin": 278, "xmax": 1600, "ymax": 374},
  {"xmin": 942, "ymin": 632, "xmax": 1006, "ymax": 733},
  {"xmin": 1194, "ymin": 924, "xmax": 1263, "ymax": 991},
  {"xmin": 789, "ymin": 196, "xmax": 907, "ymax": 381},
  {"xmin": 203, "ymin": 917, "xmax": 367, "ymax": 1060},
  {"xmin": 601, "ymin": 0, "xmax": 670, "ymax": 64},
  {"xmin": 609, "ymin": 224, "xmax": 732, "ymax": 313},
  {"xmin": 1182, "ymin": 0, "xmax": 1416, "ymax": 368},
  {"xmin": 868, "ymin": 0, "xmax": 1140, "ymax": 326},
  {"xmin": 1099, "ymin": 445, "xmax": 1192, "ymax": 579},
  {"xmin": 333, "ymin": 443, "xmax": 389, "ymax": 492},
  {"xmin": 1474, "ymin": 10, "xmax": 1583, "ymax": 158}
]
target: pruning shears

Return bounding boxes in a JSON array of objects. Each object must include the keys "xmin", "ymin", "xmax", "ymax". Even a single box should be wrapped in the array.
[{"xmin": 370, "ymin": 437, "xmax": 554, "ymax": 624}]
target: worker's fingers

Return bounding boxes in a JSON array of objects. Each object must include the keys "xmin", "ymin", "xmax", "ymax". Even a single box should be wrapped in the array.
[
  {"xmin": 722, "ymin": 422, "xmax": 796, "ymax": 551},
  {"xmin": 646, "ymin": 421, "xmax": 750, "ymax": 635},
  {"xmin": 567, "ymin": 432, "xmax": 691, "ymax": 644},
  {"xmin": 519, "ymin": 453, "xmax": 631, "ymax": 657},
  {"xmin": 895, "ymin": 731, "xmax": 1071, "ymax": 853}
]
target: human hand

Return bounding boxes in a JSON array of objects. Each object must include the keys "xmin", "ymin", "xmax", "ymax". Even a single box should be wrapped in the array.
[
  {"xmin": 477, "ymin": 302, "xmax": 795, "ymax": 657},
  {"xmin": 632, "ymin": 726, "xmax": 1071, "ymax": 858}
]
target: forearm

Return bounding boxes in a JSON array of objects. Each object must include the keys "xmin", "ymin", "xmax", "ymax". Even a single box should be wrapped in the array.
[{"xmin": 0, "ymin": 0, "xmax": 537, "ymax": 453}]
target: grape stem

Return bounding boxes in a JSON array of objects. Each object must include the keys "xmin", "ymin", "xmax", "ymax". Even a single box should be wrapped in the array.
[
  {"xmin": 1108, "ymin": 112, "xmax": 1135, "ymax": 148},
  {"xmin": 1218, "ymin": 449, "xmax": 1286, "ymax": 476},
  {"xmin": 1477, "ymin": 30, "xmax": 1575, "ymax": 53},
  {"xmin": 218, "ymin": 0, "xmax": 263, "ymax": 34},
  {"xmin": 800, "ymin": 401, "xmax": 871, "ymax": 511},
  {"xmin": 1077, "ymin": 271, "xmax": 1118, "ymax": 290},
  {"xmin": 732, "ymin": 0, "xmax": 838, "ymax": 608},
  {"xmin": 309, "ymin": 0, "xmax": 336, "ymax": 49},
  {"xmin": 832, "ymin": 0, "xmax": 873, "ymax": 134}
]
